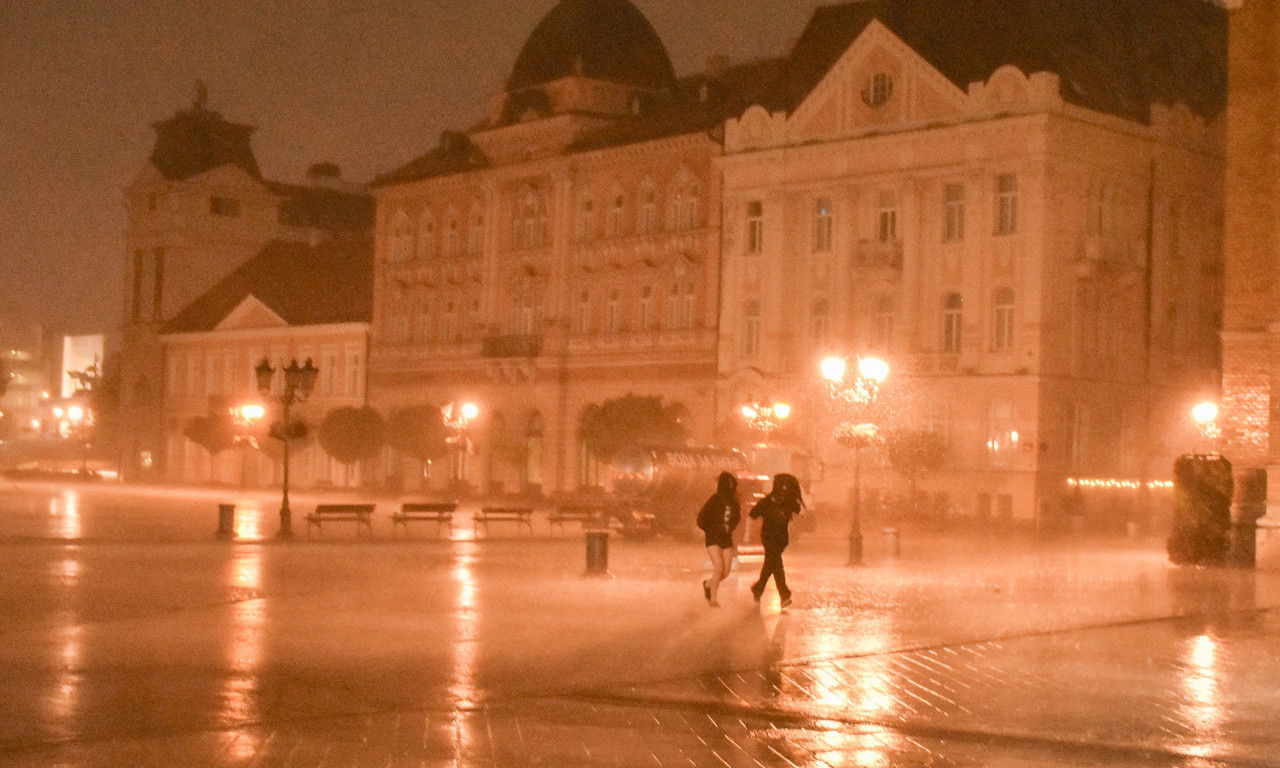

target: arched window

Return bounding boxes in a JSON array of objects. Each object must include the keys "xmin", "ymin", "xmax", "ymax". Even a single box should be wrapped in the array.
[
  {"xmin": 639, "ymin": 185, "xmax": 658, "ymax": 235},
  {"xmin": 812, "ymin": 198, "xmax": 833, "ymax": 252},
  {"xmin": 608, "ymin": 193, "xmax": 625, "ymax": 238},
  {"xmin": 515, "ymin": 188, "xmax": 547, "ymax": 249},
  {"xmin": 992, "ymin": 287, "xmax": 1015, "ymax": 351},
  {"xmin": 942, "ymin": 293, "xmax": 963, "ymax": 353}
]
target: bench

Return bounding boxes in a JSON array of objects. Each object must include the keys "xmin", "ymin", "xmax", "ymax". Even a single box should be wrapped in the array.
[
  {"xmin": 306, "ymin": 503, "xmax": 375, "ymax": 538},
  {"xmin": 474, "ymin": 506, "xmax": 534, "ymax": 536},
  {"xmin": 390, "ymin": 501, "xmax": 457, "ymax": 538},
  {"xmin": 548, "ymin": 504, "xmax": 611, "ymax": 532}
]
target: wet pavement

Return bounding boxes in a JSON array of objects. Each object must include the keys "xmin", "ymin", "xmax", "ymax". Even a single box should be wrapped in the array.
[{"xmin": 0, "ymin": 480, "xmax": 1278, "ymax": 766}]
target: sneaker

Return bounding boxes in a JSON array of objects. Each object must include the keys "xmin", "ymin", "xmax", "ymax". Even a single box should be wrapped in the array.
[
  {"xmin": 702, "ymin": 580, "xmax": 711, "ymax": 603},
  {"xmin": 780, "ymin": 597, "xmax": 792, "ymax": 610}
]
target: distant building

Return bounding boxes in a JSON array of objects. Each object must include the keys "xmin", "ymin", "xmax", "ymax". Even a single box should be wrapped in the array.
[
  {"xmin": 118, "ymin": 85, "xmax": 373, "ymax": 480},
  {"xmin": 369, "ymin": 0, "xmax": 777, "ymax": 494},
  {"xmin": 0, "ymin": 320, "xmax": 53, "ymax": 440},
  {"xmin": 159, "ymin": 237, "xmax": 373, "ymax": 487}
]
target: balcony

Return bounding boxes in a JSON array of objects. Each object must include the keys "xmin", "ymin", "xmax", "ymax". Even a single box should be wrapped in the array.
[
  {"xmin": 855, "ymin": 239, "xmax": 904, "ymax": 269},
  {"xmin": 482, "ymin": 335, "xmax": 542, "ymax": 358}
]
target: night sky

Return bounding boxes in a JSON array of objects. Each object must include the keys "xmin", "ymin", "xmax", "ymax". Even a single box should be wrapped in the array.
[{"xmin": 0, "ymin": 0, "xmax": 828, "ymax": 340}]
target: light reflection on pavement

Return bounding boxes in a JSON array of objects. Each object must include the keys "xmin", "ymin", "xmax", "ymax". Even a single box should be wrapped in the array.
[{"xmin": 0, "ymin": 481, "xmax": 1277, "ymax": 767}]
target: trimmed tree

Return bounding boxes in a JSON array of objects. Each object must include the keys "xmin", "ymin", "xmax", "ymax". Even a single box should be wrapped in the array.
[
  {"xmin": 184, "ymin": 414, "xmax": 237, "ymax": 480},
  {"xmin": 580, "ymin": 394, "xmax": 687, "ymax": 462},
  {"xmin": 318, "ymin": 406, "xmax": 387, "ymax": 466},
  {"xmin": 387, "ymin": 404, "xmax": 451, "ymax": 464},
  {"xmin": 884, "ymin": 429, "xmax": 947, "ymax": 518}
]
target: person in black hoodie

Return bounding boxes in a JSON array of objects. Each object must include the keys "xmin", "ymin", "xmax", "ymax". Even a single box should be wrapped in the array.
[
  {"xmin": 749, "ymin": 473, "xmax": 803, "ymax": 609},
  {"xmin": 697, "ymin": 471, "xmax": 741, "ymax": 607}
]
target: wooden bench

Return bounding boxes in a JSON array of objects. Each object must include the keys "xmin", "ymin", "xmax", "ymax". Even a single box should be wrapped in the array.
[
  {"xmin": 473, "ymin": 506, "xmax": 534, "ymax": 536},
  {"xmin": 306, "ymin": 503, "xmax": 375, "ymax": 538},
  {"xmin": 548, "ymin": 504, "xmax": 610, "ymax": 532},
  {"xmin": 390, "ymin": 501, "xmax": 457, "ymax": 538}
]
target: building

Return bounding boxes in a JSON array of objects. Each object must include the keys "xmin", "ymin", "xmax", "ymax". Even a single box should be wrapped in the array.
[
  {"xmin": 368, "ymin": 0, "xmax": 776, "ymax": 494},
  {"xmin": 118, "ymin": 85, "xmax": 373, "ymax": 480},
  {"xmin": 159, "ymin": 237, "xmax": 373, "ymax": 487},
  {"xmin": 718, "ymin": 0, "xmax": 1226, "ymax": 529}
]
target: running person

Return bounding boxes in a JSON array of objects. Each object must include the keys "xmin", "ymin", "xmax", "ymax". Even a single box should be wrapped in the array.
[{"xmin": 697, "ymin": 471, "xmax": 741, "ymax": 607}]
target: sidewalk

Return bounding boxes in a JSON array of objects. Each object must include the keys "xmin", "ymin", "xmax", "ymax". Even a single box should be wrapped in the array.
[{"xmin": 0, "ymin": 482, "xmax": 1276, "ymax": 766}]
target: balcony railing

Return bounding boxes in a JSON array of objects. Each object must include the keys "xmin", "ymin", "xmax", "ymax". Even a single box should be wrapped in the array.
[{"xmin": 855, "ymin": 239, "xmax": 904, "ymax": 269}]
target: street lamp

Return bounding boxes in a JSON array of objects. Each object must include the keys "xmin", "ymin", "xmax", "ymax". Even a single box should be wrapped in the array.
[
  {"xmin": 822, "ymin": 355, "xmax": 889, "ymax": 566},
  {"xmin": 255, "ymin": 357, "xmax": 318, "ymax": 538},
  {"xmin": 1191, "ymin": 400, "xmax": 1221, "ymax": 455},
  {"xmin": 740, "ymin": 398, "xmax": 791, "ymax": 438},
  {"xmin": 442, "ymin": 401, "xmax": 479, "ymax": 485}
]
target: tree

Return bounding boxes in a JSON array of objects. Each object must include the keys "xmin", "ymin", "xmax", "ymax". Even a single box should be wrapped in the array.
[
  {"xmin": 387, "ymin": 404, "xmax": 451, "ymax": 465},
  {"xmin": 184, "ymin": 413, "xmax": 237, "ymax": 479},
  {"xmin": 318, "ymin": 406, "xmax": 387, "ymax": 465},
  {"xmin": 580, "ymin": 394, "xmax": 687, "ymax": 462},
  {"xmin": 884, "ymin": 429, "xmax": 947, "ymax": 517}
]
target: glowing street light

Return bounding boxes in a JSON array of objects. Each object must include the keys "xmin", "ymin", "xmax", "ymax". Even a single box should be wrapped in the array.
[
  {"xmin": 821, "ymin": 355, "xmax": 890, "ymax": 566},
  {"xmin": 1191, "ymin": 400, "xmax": 1221, "ymax": 455},
  {"xmin": 232, "ymin": 403, "xmax": 266, "ymax": 487},
  {"xmin": 741, "ymin": 398, "xmax": 791, "ymax": 437}
]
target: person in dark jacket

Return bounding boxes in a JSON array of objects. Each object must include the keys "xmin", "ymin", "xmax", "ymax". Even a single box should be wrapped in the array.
[
  {"xmin": 697, "ymin": 471, "xmax": 741, "ymax": 606},
  {"xmin": 749, "ymin": 473, "xmax": 804, "ymax": 609}
]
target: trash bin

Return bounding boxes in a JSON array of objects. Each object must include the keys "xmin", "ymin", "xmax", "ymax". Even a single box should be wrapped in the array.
[
  {"xmin": 216, "ymin": 503, "xmax": 235, "ymax": 539},
  {"xmin": 882, "ymin": 527, "xmax": 900, "ymax": 559},
  {"xmin": 584, "ymin": 530, "xmax": 610, "ymax": 577}
]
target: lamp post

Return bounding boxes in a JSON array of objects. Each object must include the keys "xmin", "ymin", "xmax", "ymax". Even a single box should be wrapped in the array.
[
  {"xmin": 255, "ymin": 358, "xmax": 318, "ymax": 538},
  {"xmin": 821, "ymin": 355, "xmax": 889, "ymax": 566},
  {"xmin": 442, "ymin": 401, "xmax": 479, "ymax": 486}
]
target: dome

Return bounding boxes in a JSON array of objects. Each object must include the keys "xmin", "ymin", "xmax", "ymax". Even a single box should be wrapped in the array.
[{"xmin": 507, "ymin": 0, "xmax": 676, "ymax": 92}]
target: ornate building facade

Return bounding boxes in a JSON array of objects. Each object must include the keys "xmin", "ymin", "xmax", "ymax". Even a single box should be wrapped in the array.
[{"xmin": 718, "ymin": 2, "xmax": 1226, "ymax": 529}]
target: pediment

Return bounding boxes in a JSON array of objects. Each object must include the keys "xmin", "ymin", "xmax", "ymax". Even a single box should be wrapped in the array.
[
  {"xmin": 215, "ymin": 295, "xmax": 288, "ymax": 331},
  {"xmin": 787, "ymin": 19, "xmax": 969, "ymax": 142}
]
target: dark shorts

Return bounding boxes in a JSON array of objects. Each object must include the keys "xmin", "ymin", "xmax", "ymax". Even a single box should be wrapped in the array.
[{"xmin": 705, "ymin": 532, "xmax": 734, "ymax": 549}]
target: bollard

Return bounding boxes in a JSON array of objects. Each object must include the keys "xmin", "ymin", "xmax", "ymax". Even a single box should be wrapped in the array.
[
  {"xmin": 216, "ymin": 503, "xmax": 235, "ymax": 539},
  {"xmin": 882, "ymin": 527, "xmax": 900, "ymax": 559},
  {"xmin": 584, "ymin": 530, "xmax": 611, "ymax": 577}
]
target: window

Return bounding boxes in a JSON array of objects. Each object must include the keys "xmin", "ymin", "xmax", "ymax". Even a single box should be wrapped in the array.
[
  {"xmin": 443, "ymin": 301, "xmax": 458, "ymax": 340},
  {"xmin": 152, "ymin": 248, "xmax": 165, "ymax": 321},
  {"xmin": 864, "ymin": 72, "xmax": 893, "ymax": 107},
  {"xmin": 811, "ymin": 299, "xmax": 830, "ymax": 350},
  {"xmin": 637, "ymin": 286, "xmax": 653, "ymax": 331},
  {"xmin": 577, "ymin": 199, "xmax": 595, "ymax": 242},
  {"xmin": 996, "ymin": 174, "xmax": 1018, "ymax": 235},
  {"xmin": 812, "ymin": 198, "xmax": 833, "ymax": 252},
  {"xmin": 746, "ymin": 201, "xmax": 764, "ymax": 253},
  {"xmin": 985, "ymin": 400, "xmax": 1015, "ymax": 469},
  {"xmin": 515, "ymin": 189, "xmax": 548, "ymax": 249},
  {"xmin": 872, "ymin": 296, "xmax": 895, "ymax": 351},
  {"xmin": 608, "ymin": 195, "xmax": 625, "ymax": 238},
  {"xmin": 344, "ymin": 347, "xmax": 362, "ymax": 397},
  {"xmin": 573, "ymin": 290, "xmax": 591, "ymax": 334},
  {"xmin": 443, "ymin": 216, "xmax": 459, "ymax": 257},
  {"xmin": 210, "ymin": 196, "xmax": 239, "ymax": 216},
  {"xmin": 944, "ymin": 183, "xmax": 965, "ymax": 242},
  {"xmin": 673, "ymin": 185, "xmax": 700, "ymax": 230},
  {"xmin": 468, "ymin": 208, "xmax": 485, "ymax": 254},
  {"xmin": 207, "ymin": 354, "xmax": 223, "ymax": 396},
  {"xmin": 639, "ymin": 188, "xmax": 658, "ymax": 235},
  {"xmin": 942, "ymin": 293, "xmax": 963, "ymax": 353},
  {"xmin": 667, "ymin": 282, "xmax": 695, "ymax": 329},
  {"xmin": 390, "ymin": 211, "xmax": 413, "ymax": 261},
  {"xmin": 992, "ymin": 287, "xmax": 1015, "ymax": 351},
  {"xmin": 418, "ymin": 211, "xmax": 436, "ymax": 258},
  {"xmin": 323, "ymin": 350, "xmax": 340, "ymax": 396},
  {"xmin": 606, "ymin": 289, "xmax": 621, "ymax": 333},
  {"xmin": 877, "ymin": 191, "xmax": 898, "ymax": 242},
  {"xmin": 131, "ymin": 250, "xmax": 144, "ymax": 322},
  {"xmin": 742, "ymin": 301, "xmax": 761, "ymax": 357}
]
